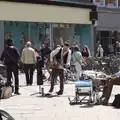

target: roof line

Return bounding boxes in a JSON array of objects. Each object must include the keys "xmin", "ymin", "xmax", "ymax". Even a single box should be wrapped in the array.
[{"xmin": 0, "ymin": 0, "xmax": 97, "ymax": 10}]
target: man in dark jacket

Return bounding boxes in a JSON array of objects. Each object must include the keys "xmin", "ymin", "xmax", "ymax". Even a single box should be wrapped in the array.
[
  {"xmin": 40, "ymin": 44, "xmax": 51, "ymax": 79},
  {"xmin": 0, "ymin": 39, "xmax": 20, "ymax": 95}
]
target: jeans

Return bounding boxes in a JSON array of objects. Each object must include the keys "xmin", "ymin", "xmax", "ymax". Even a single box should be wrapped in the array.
[
  {"xmin": 49, "ymin": 68, "xmax": 64, "ymax": 92},
  {"xmin": 37, "ymin": 68, "xmax": 43, "ymax": 85},
  {"xmin": 102, "ymin": 77, "xmax": 120, "ymax": 102},
  {"xmin": 24, "ymin": 64, "xmax": 35, "ymax": 85},
  {"xmin": 74, "ymin": 62, "xmax": 82, "ymax": 80},
  {"xmin": 6, "ymin": 65, "xmax": 19, "ymax": 92}
]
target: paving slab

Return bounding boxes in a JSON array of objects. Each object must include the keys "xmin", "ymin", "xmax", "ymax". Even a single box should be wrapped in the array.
[{"xmin": 1, "ymin": 73, "xmax": 120, "ymax": 120}]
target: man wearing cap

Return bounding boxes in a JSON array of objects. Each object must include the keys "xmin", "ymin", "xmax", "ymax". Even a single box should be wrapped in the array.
[{"xmin": 21, "ymin": 41, "xmax": 36, "ymax": 85}]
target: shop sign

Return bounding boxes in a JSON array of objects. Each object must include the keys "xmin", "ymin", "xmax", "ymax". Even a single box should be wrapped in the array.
[{"xmin": 52, "ymin": 23, "xmax": 72, "ymax": 28}]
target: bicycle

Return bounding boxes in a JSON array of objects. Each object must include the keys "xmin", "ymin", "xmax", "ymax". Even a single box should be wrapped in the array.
[{"xmin": 0, "ymin": 110, "xmax": 15, "ymax": 120}]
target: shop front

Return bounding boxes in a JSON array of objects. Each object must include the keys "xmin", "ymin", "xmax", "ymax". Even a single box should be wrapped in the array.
[
  {"xmin": 0, "ymin": 0, "xmax": 97, "ymax": 55},
  {"xmin": 96, "ymin": 8, "xmax": 120, "ymax": 55}
]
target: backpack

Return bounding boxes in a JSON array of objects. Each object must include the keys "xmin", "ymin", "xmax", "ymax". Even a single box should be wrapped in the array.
[
  {"xmin": 112, "ymin": 94, "xmax": 120, "ymax": 108},
  {"xmin": 0, "ymin": 75, "xmax": 13, "ymax": 99}
]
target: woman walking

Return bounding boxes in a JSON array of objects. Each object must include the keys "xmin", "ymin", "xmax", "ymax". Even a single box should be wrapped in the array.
[
  {"xmin": 82, "ymin": 45, "xmax": 91, "ymax": 57},
  {"xmin": 72, "ymin": 45, "xmax": 87, "ymax": 80}
]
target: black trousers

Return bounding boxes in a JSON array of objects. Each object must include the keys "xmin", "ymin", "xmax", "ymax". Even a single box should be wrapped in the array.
[
  {"xmin": 24, "ymin": 64, "xmax": 35, "ymax": 85},
  {"xmin": 37, "ymin": 68, "xmax": 43, "ymax": 85},
  {"xmin": 6, "ymin": 65, "xmax": 19, "ymax": 92}
]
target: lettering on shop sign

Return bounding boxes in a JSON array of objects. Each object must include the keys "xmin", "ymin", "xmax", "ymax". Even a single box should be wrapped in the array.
[{"xmin": 52, "ymin": 24, "xmax": 72, "ymax": 28}]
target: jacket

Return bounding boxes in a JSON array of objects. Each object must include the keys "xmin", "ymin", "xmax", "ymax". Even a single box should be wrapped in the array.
[
  {"xmin": 21, "ymin": 47, "xmax": 36, "ymax": 64},
  {"xmin": 0, "ymin": 46, "xmax": 20, "ymax": 66}
]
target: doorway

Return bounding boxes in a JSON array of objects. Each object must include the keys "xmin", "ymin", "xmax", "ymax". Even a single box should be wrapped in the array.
[{"xmin": 52, "ymin": 26, "xmax": 74, "ymax": 48}]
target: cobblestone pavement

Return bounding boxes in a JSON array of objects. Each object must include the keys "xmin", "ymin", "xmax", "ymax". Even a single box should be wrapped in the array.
[{"xmin": 0, "ymin": 72, "xmax": 120, "ymax": 120}]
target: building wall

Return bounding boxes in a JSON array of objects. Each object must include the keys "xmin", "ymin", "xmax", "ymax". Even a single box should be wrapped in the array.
[
  {"xmin": 97, "ymin": 8, "xmax": 120, "ymax": 30},
  {"xmin": 0, "ymin": 1, "xmax": 91, "ymax": 24}
]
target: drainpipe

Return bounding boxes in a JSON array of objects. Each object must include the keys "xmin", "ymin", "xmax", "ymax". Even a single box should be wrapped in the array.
[{"xmin": 90, "ymin": 4, "xmax": 98, "ymax": 57}]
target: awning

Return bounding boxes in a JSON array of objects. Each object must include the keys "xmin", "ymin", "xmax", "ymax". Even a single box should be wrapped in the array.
[{"xmin": 0, "ymin": 1, "xmax": 91, "ymax": 24}]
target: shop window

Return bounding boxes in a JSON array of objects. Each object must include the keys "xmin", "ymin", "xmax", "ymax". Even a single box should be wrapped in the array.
[
  {"xmin": 105, "ymin": 0, "xmax": 118, "ymax": 7},
  {"xmin": 100, "ymin": 31, "xmax": 110, "ymax": 37},
  {"xmin": 118, "ymin": 0, "xmax": 120, "ymax": 6},
  {"xmin": 4, "ymin": 21, "xmax": 51, "ymax": 52},
  {"xmin": 117, "ymin": 31, "xmax": 120, "ymax": 41},
  {"xmin": 94, "ymin": 0, "xmax": 105, "ymax": 7}
]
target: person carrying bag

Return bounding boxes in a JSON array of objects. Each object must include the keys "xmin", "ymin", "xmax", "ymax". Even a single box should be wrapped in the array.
[
  {"xmin": 72, "ymin": 45, "xmax": 87, "ymax": 80},
  {"xmin": 0, "ymin": 39, "xmax": 20, "ymax": 95}
]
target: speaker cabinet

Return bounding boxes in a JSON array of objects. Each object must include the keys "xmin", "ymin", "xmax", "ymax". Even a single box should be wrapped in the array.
[{"xmin": 90, "ymin": 11, "xmax": 98, "ymax": 21}]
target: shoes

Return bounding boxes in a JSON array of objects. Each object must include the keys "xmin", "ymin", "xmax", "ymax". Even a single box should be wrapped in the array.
[
  {"xmin": 56, "ymin": 90, "xmax": 63, "ymax": 95},
  {"xmin": 49, "ymin": 88, "xmax": 53, "ymax": 93},
  {"xmin": 27, "ymin": 84, "xmax": 32, "ymax": 86},
  {"xmin": 102, "ymin": 99, "xmax": 108, "ymax": 105},
  {"xmin": 42, "ymin": 75, "xmax": 46, "ymax": 79},
  {"xmin": 41, "ymin": 88, "xmax": 44, "ymax": 96},
  {"xmin": 14, "ymin": 91, "xmax": 21, "ymax": 95}
]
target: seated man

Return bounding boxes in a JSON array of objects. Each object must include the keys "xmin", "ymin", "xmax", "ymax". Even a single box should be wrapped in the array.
[{"xmin": 101, "ymin": 71, "xmax": 120, "ymax": 105}]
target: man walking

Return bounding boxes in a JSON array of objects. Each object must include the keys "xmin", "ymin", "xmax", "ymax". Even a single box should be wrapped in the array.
[
  {"xmin": 21, "ymin": 41, "xmax": 36, "ymax": 85},
  {"xmin": 0, "ymin": 39, "xmax": 20, "ymax": 95}
]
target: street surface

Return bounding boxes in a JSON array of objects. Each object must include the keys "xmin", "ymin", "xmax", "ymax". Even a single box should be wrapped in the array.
[{"xmin": 0, "ymin": 72, "xmax": 120, "ymax": 120}]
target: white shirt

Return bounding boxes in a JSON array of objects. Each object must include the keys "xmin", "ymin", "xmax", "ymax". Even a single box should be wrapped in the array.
[
  {"xmin": 21, "ymin": 47, "xmax": 36, "ymax": 64},
  {"xmin": 96, "ymin": 47, "xmax": 104, "ymax": 57},
  {"xmin": 50, "ymin": 47, "xmax": 71, "ymax": 69}
]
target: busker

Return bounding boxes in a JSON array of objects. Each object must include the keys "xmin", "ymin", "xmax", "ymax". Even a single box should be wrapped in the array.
[
  {"xmin": 101, "ymin": 72, "xmax": 120, "ymax": 105},
  {"xmin": 48, "ymin": 42, "xmax": 71, "ymax": 95}
]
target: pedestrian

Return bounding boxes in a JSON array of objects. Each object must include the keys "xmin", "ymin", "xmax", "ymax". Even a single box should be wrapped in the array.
[
  {"xmin": 40, "ymin": 43, "xmax": 51, "ymax": 67},
  {"xmin": 96, "ymin": 44, "xmax": 104, "ymax": 58},
  {"xmin": 72, "ymin": 45, "xmax": 87, "ymax": 80},
  {"xmin": 107, "ymin": 44, "xmax": 114, "ymax": 56},
  {"xmin": 82, "ymin": 45, "xmax": 91, "ymax": 57},
  {"xmin": 40, "ymin": 43, "xmax": 51, "ymax": 78},
  {"xmin": 116, "ymin": 43, "xmax": 120, "ymax": 56},
  {"xmin": 36, "ymin": 52, "xmax": 43, "ymax": 92},
  {"xmin": 48, "ymin": 42, "xmax": 71, "ymax": 95},
  {"xmin": 21, "ymin": 41, "xmax": 36, "ymax": 86},
  {"xmin": 0, "ymin": 39, "xmax": 20, "ymax": 95}
]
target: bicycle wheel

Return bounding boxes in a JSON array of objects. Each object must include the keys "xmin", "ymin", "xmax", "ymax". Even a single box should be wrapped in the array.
[
  {"xmin": 0, "ymin": 110, "xmax": 15, "ymax": 120},
  {"xmin": 64, "ymin": 68, "xmax": 76, "ymax": 81}
]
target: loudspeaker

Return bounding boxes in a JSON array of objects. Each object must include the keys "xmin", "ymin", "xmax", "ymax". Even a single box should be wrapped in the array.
[{"xmin": 90, "ymin": 11, "xmax": 98, "ymax": 21}]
